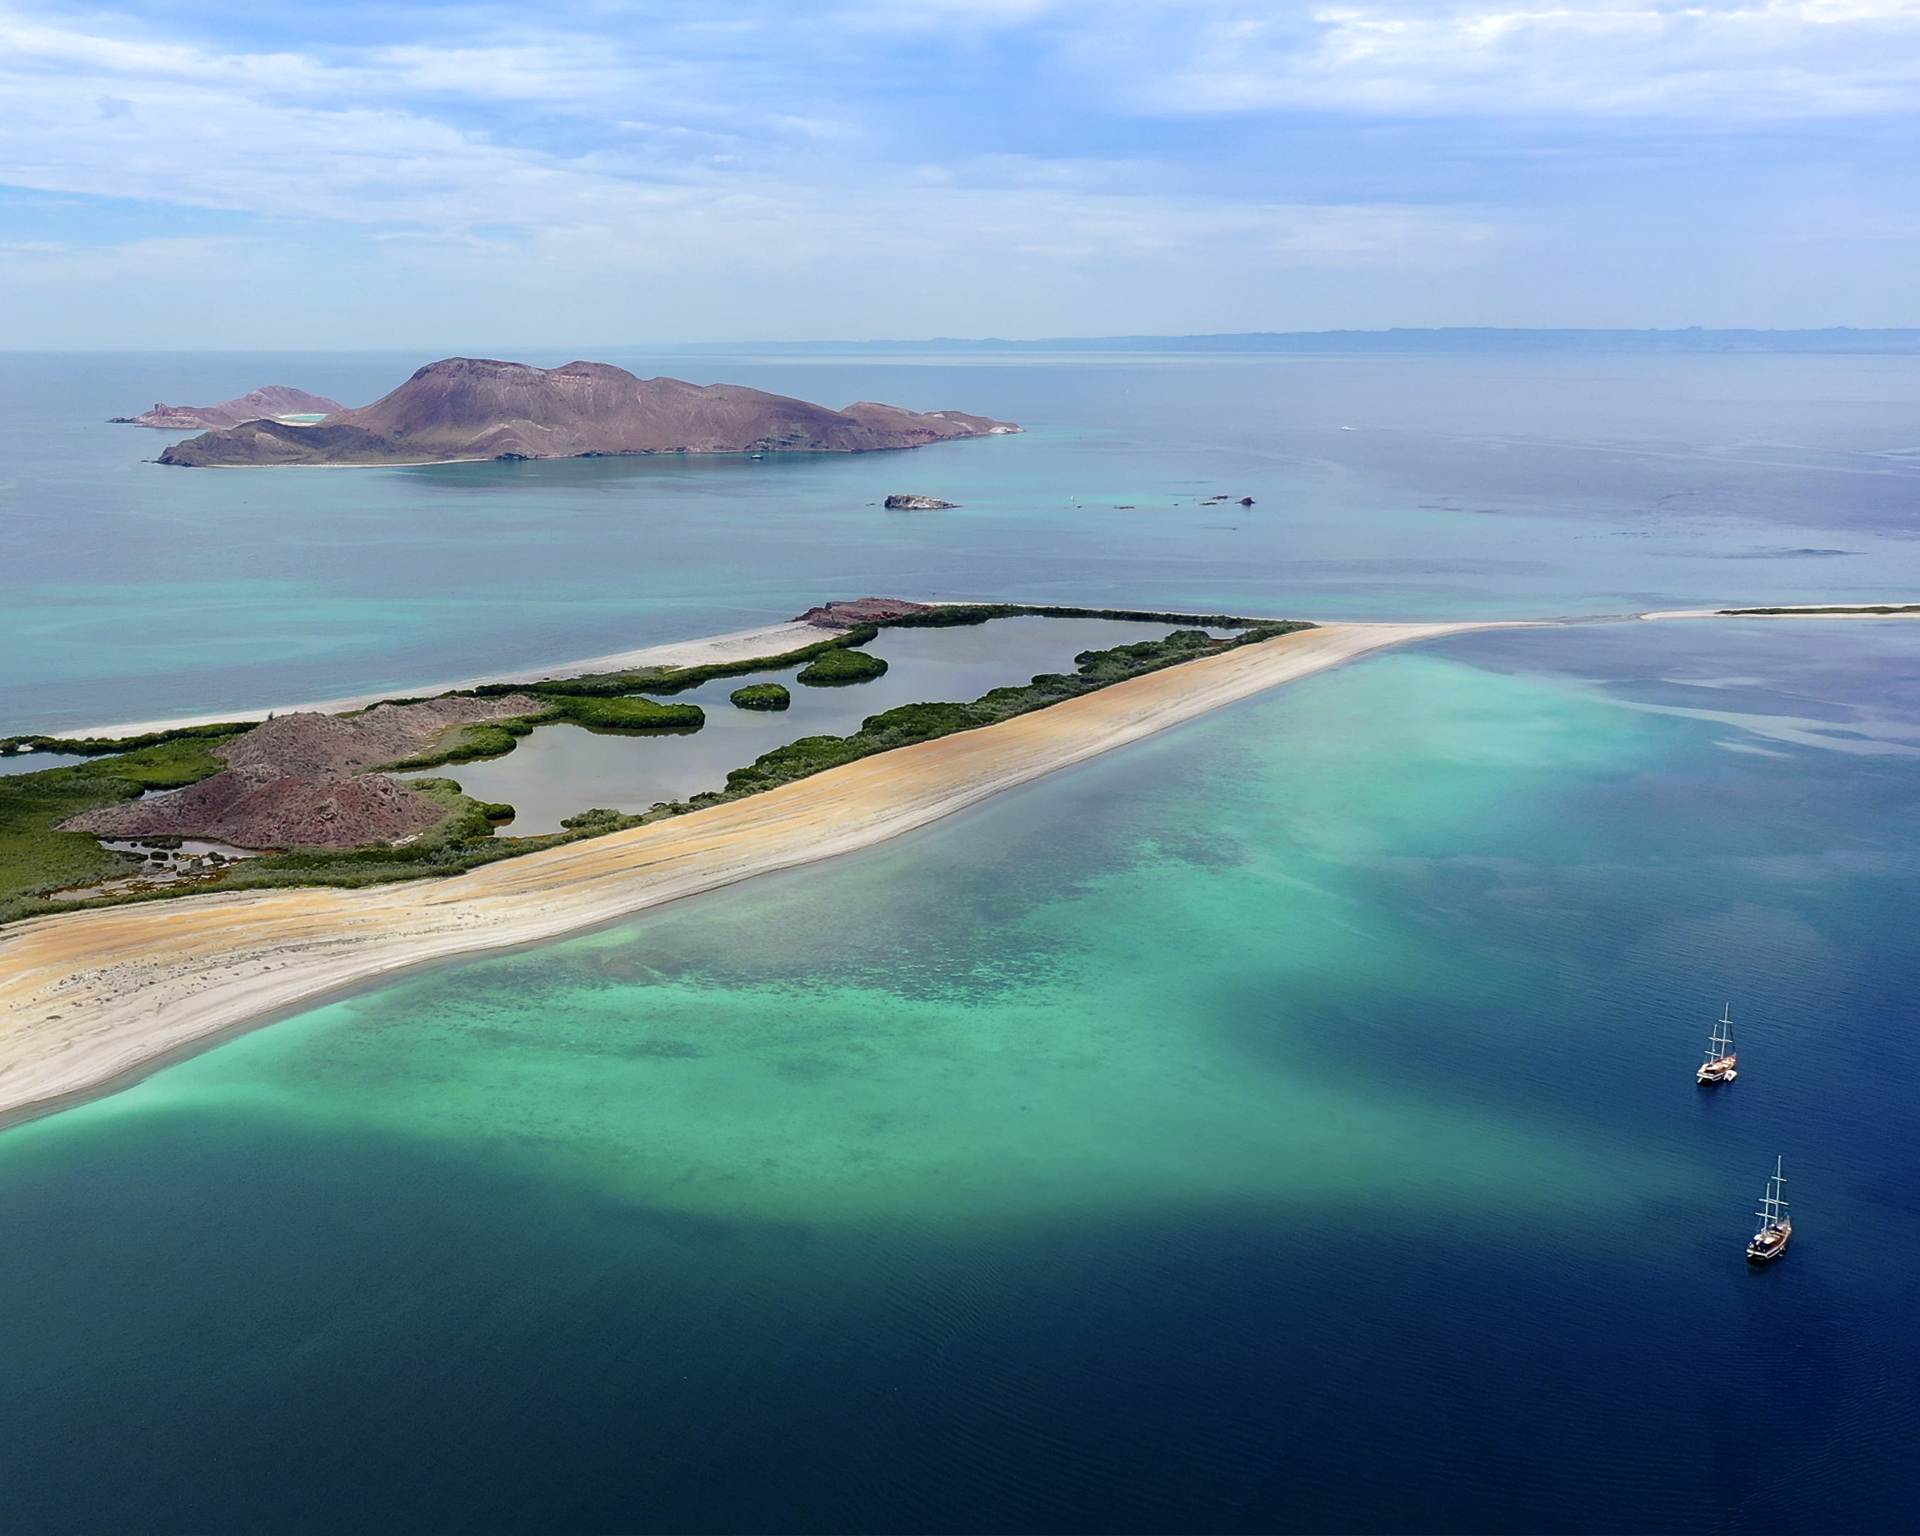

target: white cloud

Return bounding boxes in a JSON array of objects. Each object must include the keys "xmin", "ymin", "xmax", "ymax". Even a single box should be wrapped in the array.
[
  {"xmin": 1097, "ymin": 0, "xmax": 1920, "ymax": 117},
  {"xmin": 0, "ymin": 1, "xmax": 1916, "ymax": 342},
  {"xmin": 0, "ymin": 4, "xmax": 1506, "ymax": 250},
  {"xmin": 1, "ymin": 1, "xmax": 1915, "ymax": 249}
]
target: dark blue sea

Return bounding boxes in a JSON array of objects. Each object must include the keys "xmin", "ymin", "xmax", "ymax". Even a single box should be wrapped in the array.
[{"xmin": 3, "ymin": 350, "xmax": 1920, "ymax": 1533}]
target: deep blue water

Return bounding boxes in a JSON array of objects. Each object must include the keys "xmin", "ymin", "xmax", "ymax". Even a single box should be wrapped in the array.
[{"xmin": 3, "ymin": 354, "xmax": 1920, "ymax": 1534}]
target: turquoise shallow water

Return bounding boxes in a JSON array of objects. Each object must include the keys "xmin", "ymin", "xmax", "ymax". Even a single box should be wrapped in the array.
[
  {"xmin": 55, "ymin": 649, "xmax": 1689, "ymax": 1240},
  {"xmin": 5, "ymin": 619, "xmax": 1920, "ymax": 1532},
  {"xmin": 4, "ymin": 354, "xmax": 1920, "ymax": 1531}
]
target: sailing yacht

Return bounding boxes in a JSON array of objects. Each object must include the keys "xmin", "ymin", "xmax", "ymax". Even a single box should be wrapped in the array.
[
  {"xmin": 1746, "ymin": 1156, "xmax": 1792, "ymax": 1264},
  {"xmin": 1697, "ymin": 1004, "xmax": 1738, "ymax": 1085}
]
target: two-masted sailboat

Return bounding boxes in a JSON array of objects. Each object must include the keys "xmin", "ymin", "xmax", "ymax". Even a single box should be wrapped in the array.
[
  {"xmin": 1697, "ymin": 1004, "xmax": 1738, "ymax": 1085},
  {"xmin": 1746, "ymin": 1156, "xmax": 1792, "ymax": 1264},
  {"xmin": 1682, "ymin": 1003, "xmax": 1801, "ymax": 1264}
]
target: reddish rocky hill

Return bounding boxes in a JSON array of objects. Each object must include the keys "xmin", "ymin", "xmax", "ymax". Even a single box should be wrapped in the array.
[
  {"xmin": 62, "ymin": 695, "xmax": 543, "ymax": 848},
  {"xmin": 158, "ymin": 357, "xmax": 1021, "ymax": 466}
]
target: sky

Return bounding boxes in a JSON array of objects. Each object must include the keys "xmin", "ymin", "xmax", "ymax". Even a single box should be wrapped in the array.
[{"xmin": 2, "ymin": 0, "xmax": 1918, "ymax": 347}]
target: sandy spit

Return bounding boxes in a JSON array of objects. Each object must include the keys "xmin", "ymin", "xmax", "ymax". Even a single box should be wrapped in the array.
[
  {"xmin": 0, "ymin": 622, "xmax": 1501, "ymax": 1122},
  {"xmin": 63, "ymin": 621, "xmax": 829, "ymax": 741}
]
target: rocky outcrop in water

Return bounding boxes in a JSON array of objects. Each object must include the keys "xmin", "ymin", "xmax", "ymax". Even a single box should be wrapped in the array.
[
  {"xmin": 884, "ymin": 494, "xmax": 957, "ymax": 509},
  {"xmin": 158, "ymin": 357, "xmax": 1021, "ymax": 466},
  {"xmin": 61, "ymin": 695, "xmax": 544, "ymax": 848},
  {"xmin": 111, "ymin": 386, "xmax": 345, "ymax": 430}
]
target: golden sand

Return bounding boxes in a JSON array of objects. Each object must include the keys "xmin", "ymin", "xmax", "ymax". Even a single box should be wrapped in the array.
[{"xmin": 0, "ymin": 622, "xmax": 1498, "ymax": 1120}]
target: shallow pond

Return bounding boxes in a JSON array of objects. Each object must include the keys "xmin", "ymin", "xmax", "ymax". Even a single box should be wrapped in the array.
[
  {"xmin": 0, "ymin": 752, "xmax": 91, "ymax": 777},
  {"xmin": 402, "ymin": 616, "xmax": 1216, "ymax": 834}
]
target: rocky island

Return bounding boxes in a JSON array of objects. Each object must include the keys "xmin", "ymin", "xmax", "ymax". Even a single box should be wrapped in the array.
[
  {"xmin": 157, "ymin": 357, "xmax": 1021, "ymax": 467},
  {"xmin": 111, "ymin": 385, "xmax": 345, "ymax": 430},
  {"xmin": 885, "ymin": 494, "xmax": 957, "ymax": 510}
]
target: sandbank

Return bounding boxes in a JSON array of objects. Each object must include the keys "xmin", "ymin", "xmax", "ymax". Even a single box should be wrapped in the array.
[
  {"xmin": 0, "ymin": 621, "xmax": 1507, "ymax": 1122},
  {"xmin": 1640, "ymin": 604, "xmax": 1920, "ymax": 621}
]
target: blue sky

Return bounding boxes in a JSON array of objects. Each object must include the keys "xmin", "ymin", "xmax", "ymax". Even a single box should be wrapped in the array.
[{"xmin": 2, "ymin": 0, "xmax": 1917, "ymax": 346}]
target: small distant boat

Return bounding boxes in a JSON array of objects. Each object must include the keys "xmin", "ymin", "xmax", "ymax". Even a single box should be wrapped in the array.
[
  {"xmin": 1697, "ymin": 1004, "xmax": 1738, "ymax": 1085},
  {"xmin": 1746, "ymin": 1156, "xmax": 1792, "ymax": 1264}
]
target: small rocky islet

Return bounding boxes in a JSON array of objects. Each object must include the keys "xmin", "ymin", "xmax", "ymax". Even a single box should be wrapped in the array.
[{"xmin": 884, "ymin": 493, "xmax": 957, "ymax": 509}]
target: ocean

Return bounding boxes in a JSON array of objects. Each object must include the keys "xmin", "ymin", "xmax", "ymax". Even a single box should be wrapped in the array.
[
  {"xmin": 3, "ymin": 350, "xmax": 1919, "ymax": 1532},
  {"xmin": 8, "ymin": 348, "xmax": 1920, "ymax": 733}
]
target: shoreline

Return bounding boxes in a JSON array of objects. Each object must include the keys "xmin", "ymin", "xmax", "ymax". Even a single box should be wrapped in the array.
[
  {"xmin": 0, "ymin": 621, "xmax": 1509, "ymax": 1125},
  {"xmin": 59, "ymin": 620, "xmax": 830, "ymax": 740},
  {"xmin": 51, "ymin": 600, "xmax": 1920, "ymax": 742}
]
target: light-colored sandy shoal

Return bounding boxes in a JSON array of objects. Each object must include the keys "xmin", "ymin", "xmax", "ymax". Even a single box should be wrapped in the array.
[{"xmin": 0, "ymin": 622, "xmax": 1501, "ymax": 1121}]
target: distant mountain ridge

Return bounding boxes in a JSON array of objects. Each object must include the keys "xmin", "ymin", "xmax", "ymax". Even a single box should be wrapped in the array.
[
  {"xmin": 629, "ymin": 327, "xmax": 1920, "ymax": 356},
  {"xmin": 158, "ymin": 357, "xmax": 1020, "ymax": 467}
]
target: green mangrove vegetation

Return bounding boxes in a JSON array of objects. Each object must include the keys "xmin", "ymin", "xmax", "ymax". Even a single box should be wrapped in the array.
[
  {"xmin": 0, "ymin": 719, "xmax": 257, "ymax": 759},
  {"xmin": 723, "ymin": 625, "xmax": 1305, "ymax": 797},
  {"xmin": 0, "ymin": 731, "xmax": 248, "ymax": 922},
  {"xmin": 377, "ymin": 697, "xmax": 706, "ymax": 773},
  {"xmin": 475, "ymin": 624, "xmax": 883, "ymax": 700},
  {"xmin": 0, "ymin": 763, "xmax": 555, "ymax": 925},
  {"xmin": 543, "ymin": 696, "xmax": 706, "ymax": 732},
  {"xmin": 796, "ymin": 647, "xmax": 889, "ymax": 685},
  {"xmin": 730, "ymin": 684, "xmax": 792, "ymax": 711},
  {"xmin": 1719, "ymin": 604, "xmax": 1920, "ymax": 616},
  {"xmin": 380, "ymin": 715, "xmax": 548, "ymax": 772},
  {"xmin": 559, "ymin": 807, "xmax": 630, "ymax": 833}
]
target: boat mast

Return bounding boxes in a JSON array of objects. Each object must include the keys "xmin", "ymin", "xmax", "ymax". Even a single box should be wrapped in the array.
[
  {"xmin": 1711, "ymin": 1004, "xmax": 1734, "ymax": 1060},
  {"xmin": 1755, "ymin": 1155, "xmax": 1787, "ymax": 1233}
]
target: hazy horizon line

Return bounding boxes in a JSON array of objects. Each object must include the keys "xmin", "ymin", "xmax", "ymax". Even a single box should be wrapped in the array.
[{"xmin": 14, "ymin": 326, "xmax": 1920, "ymax": 358}]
